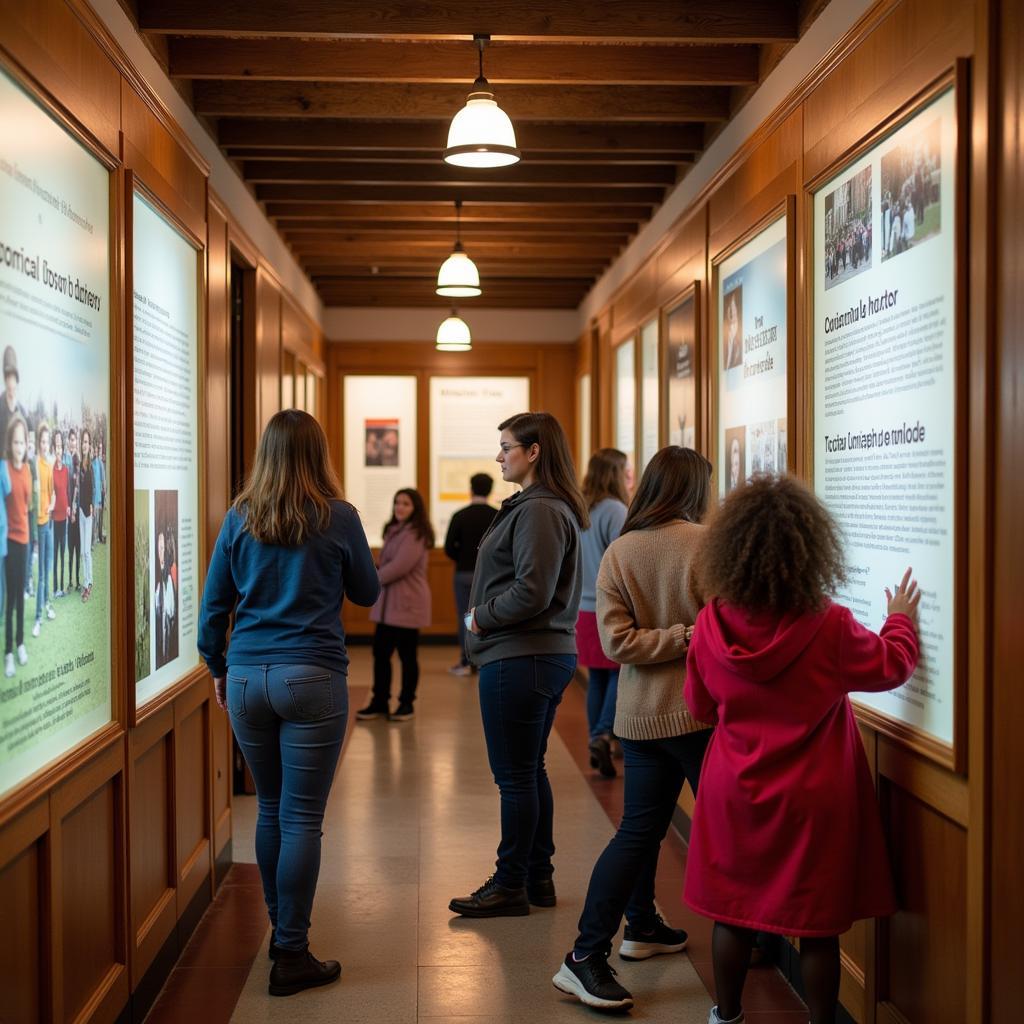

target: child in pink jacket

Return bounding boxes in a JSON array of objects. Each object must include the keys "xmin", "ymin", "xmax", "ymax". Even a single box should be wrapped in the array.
[{"xmin": 683, "ymin": 476, "xmax": 920, "ymax": 1024}]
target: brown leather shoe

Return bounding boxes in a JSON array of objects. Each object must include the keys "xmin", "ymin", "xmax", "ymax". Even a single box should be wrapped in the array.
[{"xmin": 449, "ymin": 876, "xmax": 529, "ymax": 917}]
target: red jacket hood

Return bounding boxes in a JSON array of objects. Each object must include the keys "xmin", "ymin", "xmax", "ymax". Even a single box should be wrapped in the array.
[{"xmin": 700, "ymin": 598, "xmax": 831, "ymax": 682}]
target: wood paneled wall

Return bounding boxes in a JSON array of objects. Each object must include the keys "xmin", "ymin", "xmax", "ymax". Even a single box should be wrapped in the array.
[
  {"xmin": 0, "ymin": 2, "xmax": 321, "ymax": 1020},
  {"xmin": 326, "ymin": 341, "xmax": 576, "ymax": 638},
  {"xmin": 581, "ymin": 0, "xmax": 1017, "ymax": 1020}
]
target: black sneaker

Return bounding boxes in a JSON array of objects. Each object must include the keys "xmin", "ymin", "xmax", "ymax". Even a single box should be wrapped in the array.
[
  {"xmin": 588, "ymin": 734, "xmax": 616, "ymax": 778},
  {"xmin": 619, "ymin": 913, "xmax": 688, "ymax": 960},
  {"xmin": 448, "ymin": 876, "xmax": 529, "ymax": 918},
  {"xmin": 389, "ymin": 703, "xmax": 414, "ymax": 721},
  {"xmin": 268, "ymin": 948, "xmax": 341, "ymax": 997},
  {"xmin": 356, "ymin": 703, "xmax": 388, "ymax": 720},
  {"xmin": 527, "ymin": 878, "xmax": 556, "ymax": 907},
  {"xmin": 552, "ymin": 952, "xmax": 634, "ymax": 1011}
]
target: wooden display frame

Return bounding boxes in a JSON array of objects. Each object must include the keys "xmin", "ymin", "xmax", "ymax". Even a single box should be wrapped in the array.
[
  {"xmin": 0, "ymin": 55, "xmax": 125, "ymax": 818},
  {"xmin": 660, "ymin": 281, "xmax": 703, "ymax": 454},
  {"xmin": 803, "ymin": 66, "xmax": 969, "ymax": 773},
  {"xmin": 126, "ymin": 173, "xmax": 209, "ymax": 727},
  {"xmin": 710, "ymin": 197, "xmax": 798, "ymax": 486}
]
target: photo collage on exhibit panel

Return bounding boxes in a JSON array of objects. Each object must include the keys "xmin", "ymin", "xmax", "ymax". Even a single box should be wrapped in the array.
[
  {"xmin": 717, "ymin": 215, "xmax": 788, "ymax": 495},
  {"xmin": 812, "ymin": 86, "xmax": 956, "ymax": 745},
  {"xmin": 0, "ymin": 68, "xmax": 112, "ymax": 796}
]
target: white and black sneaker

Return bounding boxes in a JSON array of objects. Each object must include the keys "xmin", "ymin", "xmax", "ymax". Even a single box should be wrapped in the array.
[
  {"xmin": 708, "ymin": 1006, "xmax": 745, "ymax": 1023},
  {"xmin": 619, "ymin": 913, "xmax": 688, "ymax": 960},
  {"xmin": 553, "ymin": 952, "xmax": 634, "ymax": 1011}
]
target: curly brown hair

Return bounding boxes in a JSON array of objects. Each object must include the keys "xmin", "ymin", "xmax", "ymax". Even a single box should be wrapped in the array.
[{"xmin": 701, "ymin": 474, "xmax": 847, "ymax": 615}]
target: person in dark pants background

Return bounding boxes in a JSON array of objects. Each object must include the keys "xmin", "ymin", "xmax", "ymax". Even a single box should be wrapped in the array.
[
  {"xmin": 357, "ymin": 488, "xmax": 433, "ymax": 722},
  {"xmin": 443, "ymin": 472, "xmax": 497, "ymax": 677},
  {"xmin": 553, "ymin": 446, "xmax": 714, "ymax": 1013},
  {"xmin": 449, "ymin": 411, "xmax": 587, "ymax": 919}
]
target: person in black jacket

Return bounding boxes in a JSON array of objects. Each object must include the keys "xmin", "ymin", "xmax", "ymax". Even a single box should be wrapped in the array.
[{"xmin": 443, "ymin": 473, "xmax": 497, "ymax": 676}]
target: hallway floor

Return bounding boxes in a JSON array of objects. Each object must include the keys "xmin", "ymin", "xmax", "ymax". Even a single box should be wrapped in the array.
[{"xmin": 146, "ymin": 647, "xmax": 809, "ymax": 1023}]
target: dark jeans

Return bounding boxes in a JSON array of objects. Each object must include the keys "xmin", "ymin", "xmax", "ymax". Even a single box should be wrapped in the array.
[
  {"xmin": 227, "ymin": 663, "xmax": 348, "ymax": 951},
  {"xmin": 574, "ymin": 729, "xmax": 714, "ymax": 955},
  {"xmin": 478, "ymin": 653, "xmax": 576, "ymax": 889},
  {"xmin": 453, "ymin": 570, "xmax": 474, "ymax": 666},
  {"xmin": 371, "ymin": 623, "xmax": 420, "ymax": 706},
  {"xmin": 53, "ymin": 519, "xmax": 67, "ymax": 592},
  {"xmin": 5, "ymin": 539, "xmax": 26, "ymax": 653},
  {"xmin": 586, "ymin": 667, "xmax": 619, "ymax": 740},
  {"xmin": 68, "ymin": 515, "xmax": 80, "ymax": 588}
]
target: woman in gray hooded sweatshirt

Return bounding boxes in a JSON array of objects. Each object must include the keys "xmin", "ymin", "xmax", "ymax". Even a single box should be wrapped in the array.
[{"xmin": 448, "ymin": 412, "xmax": 588, "ymax": 919}]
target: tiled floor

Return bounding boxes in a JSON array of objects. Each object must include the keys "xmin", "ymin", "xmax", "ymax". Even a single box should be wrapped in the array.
[{"xmin": 146, "ymin": 646, "xmax": 808, "ymax": 1023}]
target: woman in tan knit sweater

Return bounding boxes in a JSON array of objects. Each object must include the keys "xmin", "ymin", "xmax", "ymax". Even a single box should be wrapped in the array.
[{"xmin": 552, "ymin": 446, "xmax": 713, "ymax": 1012}]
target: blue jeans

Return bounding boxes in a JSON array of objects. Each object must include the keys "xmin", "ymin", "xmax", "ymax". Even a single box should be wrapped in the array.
[
  {"xmin": 574, "ymin": 729, "xmax": 713, "ymax": 956},
  {"xmin": 478, "ymin": 653, "xmax": 576, "ymax": 889},
  {"xmin": 228, "ymin": 663, "xmax": 349, "ymax": 951},
  {"xmin": 586, "ymin": 667, "xmax": 619, "ymax": 740},
  {"xmin": 453, "ymin": 570, "xmax": 474, "ymax": 666},
  {"xmin": 35, "ymin": 520, "xmax": 52, "ymax": 619}
]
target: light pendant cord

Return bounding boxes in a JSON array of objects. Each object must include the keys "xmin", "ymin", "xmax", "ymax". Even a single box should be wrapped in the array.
[
  {"xmin": 474, "ymin": 34, "xmax": 489, "ymax": 88},
  {"xmin": 455, "ymin": 199, "xmax": 462, "ymax": 246}
]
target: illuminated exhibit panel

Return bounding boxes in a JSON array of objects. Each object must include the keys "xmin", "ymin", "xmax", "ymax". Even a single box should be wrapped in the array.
[
  {"xmin": 429, "ymin": 376, "xmax": 529, "ymax": 539},
  {"xmin": 613, "ymin": 340, "xmax": 636, "ymax": 471},
  {"xmin": 0, "ymin": 68, "xmax": 111, "ymax": 796},
  {"xmin": 133, "ymin": 193, "xmax": 201, "ymax": 706},
  {"xmin": 577, "ymin": 373, "xmax": 591, "ymax": 477},
  {"xmin": 665, "ymin": 294, "xmax": 697, "ymax": 451},
  {"xmin": 639, "ymin": 317, "xmax": 659, "ymax": 472},
  {"xmin": 813, "ymin": 88, "xmax": 957, "ymax": 748},
  {"xmin": 717, "ymin": 216, "xmax": 789, "ymax": 496},
  {"xmin": 343, "ymin": 375, "xmax": 418, "ymax": 548}
]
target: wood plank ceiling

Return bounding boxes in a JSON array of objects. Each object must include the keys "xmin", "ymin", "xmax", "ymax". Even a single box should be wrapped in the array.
[{"xmin": 131, "ymin": 1, "xmax": 829, "ymax": 309}]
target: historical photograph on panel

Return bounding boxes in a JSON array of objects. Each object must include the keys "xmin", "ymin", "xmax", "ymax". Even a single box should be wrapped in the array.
[
  {"xmin": 724, "ymin": 425, "xmax": 746, "ymax": 493},
  {"xmin": 721, "ymin": 283, "xmax": 744, "ymax": 371},
  {"xmin": 880, "ymin": 116, "xmax": 942, "ymax": 261},
  {"xmin": 824, "ymin": 166, "xmax": 872, "ymax": 290},
  {"xmin": 749, "ymin": 419, "xmax": 778, "ymax": 476},
  {"xmin": 777, "ymin": 418, "xmax": 789, "ymax": 473},
  {"xmin": 153, "ymin": 490, "xmax": 179, "ymax": 671},
  {"xmin": 134, "ymin": 490, "xmax": 151, "ymax": 684},
  {"xmin": 364, "ymin": 419, "xmax": 400, "ymax": 467}
]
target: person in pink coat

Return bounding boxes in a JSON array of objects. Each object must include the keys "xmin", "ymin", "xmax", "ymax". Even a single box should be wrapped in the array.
[
  {"xmin": 357, "ymin": 488, "xmax": 434, "ymax": 722},
  {"xmin": 683, "ymin": 476, "xmax": 921, "ymax": 1024}
]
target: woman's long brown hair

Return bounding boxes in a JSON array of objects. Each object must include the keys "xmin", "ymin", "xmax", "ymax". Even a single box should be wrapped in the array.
[
  {"xmin": 582, "ymin": 448, "xmax": 630, "ymax": 509},
  {"xmin": 234, "ymin": 409, "xmax": 344, "ymax": 545},
  {"xmin": 620, "ymin": 446, "xmax": 712, "ymax": 535},
  {"xmin": 498, "ymin": 412, "xmax": 589, "ymax": 529}
]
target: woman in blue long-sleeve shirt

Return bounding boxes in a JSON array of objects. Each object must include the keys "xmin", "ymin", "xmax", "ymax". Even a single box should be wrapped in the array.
[{"xmin": 198, "ymin": 409, "xmax": 379, "ymax": 998}]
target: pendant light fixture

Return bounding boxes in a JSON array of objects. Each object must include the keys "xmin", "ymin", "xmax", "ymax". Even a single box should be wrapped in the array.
[
  {"xmin": 435, "ymin": 309, "xmax": 472, "ymax": 352},
  {"xmin": 443, "ymin": 35, "xmax": 521, "ymax": 168},
  {"xmin": 436, "ymin": 200, "xmax": 481, "ymax": 297}
]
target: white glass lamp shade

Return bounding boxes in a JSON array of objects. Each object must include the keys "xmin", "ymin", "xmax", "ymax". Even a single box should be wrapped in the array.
[
  {"xmin": 444, "ymin": 90, "xmax": 521, "ymax": 168},
  {"xmin": 436, "ymin": 244, "xmax": 481, "ymax": 297},
  {"xmin": 435, "ymin": 313, "xmax": 472, "ymax": 351}
]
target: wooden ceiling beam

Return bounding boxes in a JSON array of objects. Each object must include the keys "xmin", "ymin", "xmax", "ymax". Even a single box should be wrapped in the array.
[
  {"xmin": 193, "ymin": 81, "xmax": 731, "ymax": 122},
  {"xmin": 243, "ymin": 160, "xmax": 678, "ymax": 186},
  {"xmin": 169, "ymin": 39, "xmax": 760, "ymax": 86},
  {"xmin": 138, "ymin": 1, "xmax": 799, "ymax": 43},
  {"xmin": 307, "ymin": 266, "xmax": 608, "ymax": 279},
  {"xmin": 229, "ymin": 147, "xmax": 687, "ymax": 165},
  {"xmin": 218, "ymin": 118, "xmax": 705, "ymax": 153},
  {"xmin": 256, "ymin": 183, "xmax": 668, "ymax": 204},
  {"xmin": 293, "ymin": 242, "xmax": 623, "ymax": 259},
  {"xmin": 274, "ymin": 219, "xmax": 640, "ymax": 235},
  {"xmin": 284, "ymin": 229, "xmax": 629, "ymax": 245},
  {"xmin": 263, "ymin": 201, "xmax": 654, "ymax": 221},
  {"xmin": 317, "ymin": 294, "xmax": 584, "ymax": 309}
]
